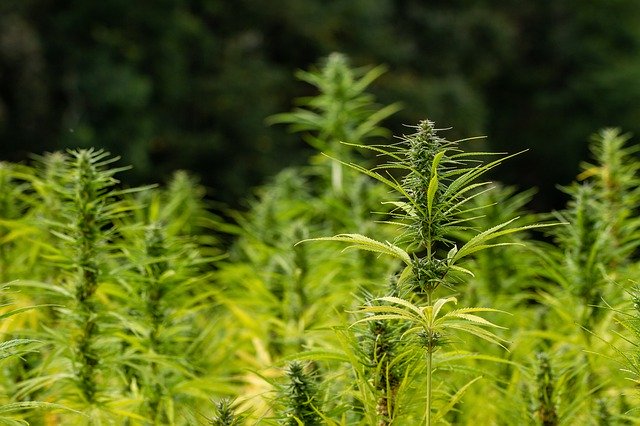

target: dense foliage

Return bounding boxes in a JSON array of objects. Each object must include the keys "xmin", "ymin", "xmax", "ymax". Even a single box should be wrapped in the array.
[
  {"xmin": 0, "ymin": 53, "xmax": 639, "ymax": 425},
  {"xmin": 3, "ymin": 1, "xmax": 640, "ymax": 210}
]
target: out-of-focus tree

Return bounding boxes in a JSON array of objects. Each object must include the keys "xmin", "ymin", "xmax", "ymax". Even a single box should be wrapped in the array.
[
  {"xmin": 2, "ymin": 0, "xmax": 640, "ymax": 209},
  {"xmin": 482, "ymin": 0, "xmax": 640, "ymax": 204}
]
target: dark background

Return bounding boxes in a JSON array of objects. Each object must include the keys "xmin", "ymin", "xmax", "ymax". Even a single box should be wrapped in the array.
[{"xmin": 2, "ymin": 0, "xmax": 640, "ymax": 210}]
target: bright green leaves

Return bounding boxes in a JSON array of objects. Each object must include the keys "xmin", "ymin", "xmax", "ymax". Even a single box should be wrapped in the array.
[
  {"xmin": 354, "ymin": 296, "xmax": 508, "ymax": 352},
  {"xmin": 0, "ymin": 150, "xmax": 222, "ymax": 424},
  {"xmin": 451, "ymin": 218, "xmax": 559, "ymax": 264},
  {"xmin": 268, "ymin": 53, "xmax": 401, "ymax": 153},
  {"xmin": 298, "ymin": 234, "xmax": 411, "ymax": 265},
  {"xmin": 268, "ymin": 52, "xmax": 401, "ymax": 194},
  {"xmin": 426, "ymin": 150, "xmax": 444, "ymax": 221},
  {"xmin": 297, "ymin": 118, "xmax": 547, "ymax": 424},
  {"xmin": 430, "ymin": 376, "xmax": 482, "ymax": 423},
  {"xmin": 353, "ymin": 295, "xmax": 508, "ymax": 424}
]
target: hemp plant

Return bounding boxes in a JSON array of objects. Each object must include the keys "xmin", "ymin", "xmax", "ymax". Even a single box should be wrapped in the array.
[
  {"xmin": 209, "ymin": 397, "xmax": 246, "ymax": 426},
  {"xmin": 268, "ymin": 52, "xmax": 401, "ymax": 195},
  {"xmin": 217, "ymin": 53, "xmax": 400, "ymax": 415},
  {"xmin": 110, "ymin": 169, "xmax": 230, "ymax": 424},
  {"xmin": 16, "ymin": 149, "xmax": 143, "ymax": 423},
  {"xmin": 117, "ymin": 220, "xmax": 223, "ymax": 424},
  {"xmin": 542, "ymin": 128, "xmax": 640, "ymax": 323},
  {"xmin": 303, "ymin": 120, "xmax": 554, "ymax": 424},
  {"xmin": 277, "ymin": 361, "xmax": 323, "ymax": 425}
]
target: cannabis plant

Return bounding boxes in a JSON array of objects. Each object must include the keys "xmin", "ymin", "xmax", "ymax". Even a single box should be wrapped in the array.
[
  {"xmin": 268, "ymin": 51, "xmax": 401, "ymax": 195},
  {"xmin": 113, "ymin": 169, "xmax": 231, "ymax": 424},
  {"xmin": 302, "ymin": 119, "xmax": 554, "ymax": 424},
  {"xmin": 2, "ymin": 150, "xmax": 231, "ymax": 425},
  {"xmin": 12, "ymin": 149, "xmax": 144, "ymax": 423},
  {"xmin": 509, "ymin": 128, "xmax": 640, "ymax": 424},
  {"xmin": 209, "ymin": 398, "xmax": 247, "ymax": 426},
  {"xmin": 540, "ymin": 129, "xmax": 640, "ymax": 324},
  {"xmin": 216, "ymin": 53, "xmax": 400, "ymax": 420}
]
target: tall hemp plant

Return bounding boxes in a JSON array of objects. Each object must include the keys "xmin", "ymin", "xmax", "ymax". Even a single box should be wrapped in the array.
[
  {"xmin": 217, "ymin": 53, "xmax": 400, "ymax": 418},
  {"xmin": 482, "ymin": 128, "xmax": 640, "ymax": 425},
  {"xmin": 268, "ymin": 51, "xmax": 401, "ymax": 196},
  {"xmin": 571, "ymin": 129, "xmax": 640, "ymax": 422},
  {"xmin": 541, "ymin": 129, "xmax": 640, "ymax": 329},
  {"xmin": 519, "ymin": 129, "xmax": 639, "ymax": 411},
  {"xmin": 303, "ymin": 119, "xmax": 555, "ymax": 424},
  {"xmin": 0, "ymin": 151, "xmax": 228, "ymax": 424},
  {"xmin": 15, "ymin": 149, "xmax": 145, "ymax": 424},
  {"xmin": 115, "ymin": 171, "xmax": 229, "ymax": 424}
]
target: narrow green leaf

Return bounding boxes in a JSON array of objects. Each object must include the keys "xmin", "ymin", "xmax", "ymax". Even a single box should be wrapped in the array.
[
  {"xmin": 282, "ymin": 350, "xmax": 349, "ymax": 363},
  {"xmin": 356, "ymin": 305, "xmax": 421, "ymax": 320},
  {"xmin": 382, "ymin": 201, "xmax": 417, "ymax": 217},
  {"xmin": 377, "ymin": 296, "xmax": 425, "ymax": 318},
  {"xmin": 455, "ymin": 242, "xmax": 524, "ymax": 260},
  {"xmin": 427, "ymin": 174, "xmax": 439, "ymax": 220},
  {"xmin": 432, "ymin": 297, "xmax": 457, "ymax": 320},
  {"xmin": 353, "ymin": 64, "xmax": 388, "ymax": 92},
  {"xmin": 432, "ymin": 376, "xmax": 482, "ymax": 423},
  {"xmin": 0, "ymin": 305, "xmax": 46, "ymax": 322},
  {"xmin": 445, "ymin": 323, "xmax": 508, "ymax": 348},
  {"xmin": 452, "ymin": 217, "xmax": 519, "ymax": 261},
  {"xmin": 298, "ymin": 234, "xmax": 411, "ymax": 264},
  {"xmin": 444, "ymin": 312, "xmax": 506, "ymax": 328},
  {"xmin": 446, "ymin": 245, "xmax": 458, "ymax": 260},
  {"xmin": 397, "ymin": 264, "xmax": 414, "ymax": 286},
  {"xmin": 431, "ymin": 150, "xmax": 446, "ymax": 173},
  {"xmin": 339, "ymin": 141, "xmax": 404, "ymax": 161},
  {"xmin": 449, "ymin": 265, "xmax": 475, "ymax": 277},
  {"xmin": 0, "ymin": 401, "xmax": 78, "ymax": 414},
  {"xmin": 352, "ymin": 314, "xmax": 413, "ymax": 325}
]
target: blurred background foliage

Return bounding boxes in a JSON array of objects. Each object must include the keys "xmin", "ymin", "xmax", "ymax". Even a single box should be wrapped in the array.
[{"xmin": 2, "ymin": 0, "xmax": 640, "ymax": 210}]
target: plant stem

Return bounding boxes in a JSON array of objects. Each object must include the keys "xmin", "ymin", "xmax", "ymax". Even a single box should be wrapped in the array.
[
  {"xmin": 426, "ymin": 348, "xmax": 432, "ymax": 426},
  {"xmin": 425, "ymin": 289, "xmax": 433, "ymax": 426}
]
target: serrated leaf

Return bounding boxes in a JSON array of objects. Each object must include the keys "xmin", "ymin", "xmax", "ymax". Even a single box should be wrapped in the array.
[
  {"xmin": 432, "ymin": 297, "xmax": 457, "ymax": 320},
  {"xmin": 352, "ymin": 314, "xmax": 412, "ymax": 325},
  {"xmin": 447, "ymin": 245, "xmax": 458, "ymax": 260},
  {"xmin": 376, "ymin": 296, "xmax": 425, "ymax": 317},
  {"xmin": 444, "ymin": 312, "xmax": 506, "ymax": 328},
  {"xmin": 397, "ymin": 264, "xmax": 414, "ymax": 286},
  {"xmin": 382, "ymin": 201, "xmax": 417, "ymax": 217},
  {"xmin": 356, "ymin": 305, "xmax": 419, "ymax": 319},
  {"xmin": 0, "ymin": 401, "xmax": 78, "ymax": 414},
  {"xmin": 449, "ymin": 265, "xmax": 475, "ymax": 277},
  {"xmin": 445, "ymin": 323, "xmax": 508, "ymax": 349},
  {"xmin": 298, "ymin": 234, "xmax": 411, "ymax": 264}
]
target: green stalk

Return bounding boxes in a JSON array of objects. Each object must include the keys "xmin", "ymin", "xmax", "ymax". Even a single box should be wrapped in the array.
[
  {"xmin": 426, "ymin": 348, "xmax": 432, "ymax": 426},
  {"xmin": 425, "ymin": 205, "xmax": 434, "ymax": 425},
  {"xmin": 425, "ymin": 289, "xmax": 433, "ymax": 426}
]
